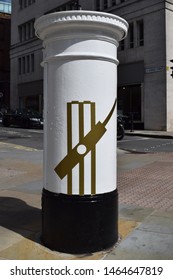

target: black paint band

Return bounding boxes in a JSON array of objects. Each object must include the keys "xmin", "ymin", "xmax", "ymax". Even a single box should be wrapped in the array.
[{"xmin": 42, "ymin": 188, "xmax": 118, "ymax": 254}]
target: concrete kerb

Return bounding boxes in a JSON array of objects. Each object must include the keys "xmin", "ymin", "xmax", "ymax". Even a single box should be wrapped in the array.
[{"xmin": 125, "ymin": 130, "xmax": 173, "ymax": 139}]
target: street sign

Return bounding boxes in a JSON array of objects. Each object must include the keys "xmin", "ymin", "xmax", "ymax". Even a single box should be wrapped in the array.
[{"xmin": 145, "ymin": 66, "xmax": 164, "ymax": 74}]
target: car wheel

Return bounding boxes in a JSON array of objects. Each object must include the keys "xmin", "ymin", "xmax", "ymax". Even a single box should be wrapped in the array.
[
  {"xmin": 23, "ymin": 119, "xmax": 30, "ymax": 129},
  {"xmin": 117, "ymin": 125, "xmax": 125, "ymax": 140},
  {"xmin": 3, "ymin": 118, "xmax": 10, "ymax": 127}
]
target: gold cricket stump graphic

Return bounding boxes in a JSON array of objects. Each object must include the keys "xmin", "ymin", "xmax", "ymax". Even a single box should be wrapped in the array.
[{"xmin": 54, "ymin": 99, "xmax": 117, "ymax": 196}]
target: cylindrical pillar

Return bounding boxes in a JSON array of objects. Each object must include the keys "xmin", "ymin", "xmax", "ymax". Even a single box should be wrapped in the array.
[{"xmin": 35, "ymin": 10, "xmax": 128, "ymax": 254}]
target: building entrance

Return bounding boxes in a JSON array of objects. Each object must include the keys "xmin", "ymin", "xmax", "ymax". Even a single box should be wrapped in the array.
[{"xmin": 118, "ymin": 84, "xmax": 143, "ymax": 128}]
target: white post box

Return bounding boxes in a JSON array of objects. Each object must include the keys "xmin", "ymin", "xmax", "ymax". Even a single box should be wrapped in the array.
[{"xmin": 35, "ymin": 10, "xmax": 128, "ymax": 253}]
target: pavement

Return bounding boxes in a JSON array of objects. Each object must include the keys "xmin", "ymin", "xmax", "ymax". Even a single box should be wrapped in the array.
[
  {"xmin": 126, "ymin": 129, "xmax": 173, "ymax": 138},
  {"xmin": 0, "ymin": 129, "xmax": 173, "ymax": 260}
]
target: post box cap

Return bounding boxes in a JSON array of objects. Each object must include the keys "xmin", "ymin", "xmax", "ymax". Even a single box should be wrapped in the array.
[{"xmin": 35, "ymin": 10, "xmax": 128, "ymax": 42}]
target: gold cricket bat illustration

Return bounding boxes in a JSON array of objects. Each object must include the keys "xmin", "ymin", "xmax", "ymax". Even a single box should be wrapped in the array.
[{"xmin": 54, "ymin": 99, "xmax": 117, "ymax": 179}]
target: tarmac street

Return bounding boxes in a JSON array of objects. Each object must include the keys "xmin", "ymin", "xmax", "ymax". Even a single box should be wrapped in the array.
[{"xmin": 0, "ymin": 128, "xmax": 173, "ymax": 259}]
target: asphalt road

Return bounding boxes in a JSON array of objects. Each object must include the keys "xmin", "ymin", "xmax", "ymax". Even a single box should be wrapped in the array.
[
  {"xmin": 0, "ymin": 125, "xmax": 43, "ymax": 150},
  {"xmin": 118, "ymin": 135, "xmax": 173, "ymax": 153},
  {"xmin": 1, "ymin": 125, "xmax": 173, "ymax": 153}
]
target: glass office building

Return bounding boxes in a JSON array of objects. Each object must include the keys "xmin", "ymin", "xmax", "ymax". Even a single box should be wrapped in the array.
[{"xmin": 0, "ymin": 0, "xmax": 11, "ymax": 14}]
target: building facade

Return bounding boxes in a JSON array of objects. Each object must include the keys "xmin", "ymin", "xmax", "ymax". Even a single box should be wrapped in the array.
[
  {"xmin": 0, "ymin": 0, "xmax": 11, "ymax": 110},
  {"xmin": 10, "ymin": 0, "xmax": 94, "ymax": 114},
  {"xmin": 105, "ymin": 0, "xmax": 173, "ymax": 131},
  {"xmin": 10, "ymin": 0, "xmax": 173, "ymax": 130}
]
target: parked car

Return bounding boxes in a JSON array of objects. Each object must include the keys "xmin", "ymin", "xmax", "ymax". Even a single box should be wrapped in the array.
[
  {"xmin": 117, "ymin": 113, "xmax": 130, "ymax": 129},
  {"xmin": 2, "ymin": 109, "xmax": 43, "ymax": 129},
  {"xmin": 0, "ymin": 112, "xmax": 3, "ymax": 124},
  {"xmin": 117, "ymin": 115, "xmax": 125, "ymax": 140}
]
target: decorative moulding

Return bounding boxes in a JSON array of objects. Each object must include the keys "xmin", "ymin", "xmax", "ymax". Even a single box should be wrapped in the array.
[{"xmin": 35, "ymin": 10, "xmax": 129, "ymax": 42}]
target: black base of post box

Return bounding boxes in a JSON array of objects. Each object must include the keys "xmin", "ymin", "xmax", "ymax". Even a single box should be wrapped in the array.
[{"xmin": 42, "ymin": 188, "xmax": 118, "ymax": 254}]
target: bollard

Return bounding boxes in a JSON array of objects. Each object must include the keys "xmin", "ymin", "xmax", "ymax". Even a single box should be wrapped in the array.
[{"xmin": 35, "ymin": 10, "xmax": 128, "ymax": 254}]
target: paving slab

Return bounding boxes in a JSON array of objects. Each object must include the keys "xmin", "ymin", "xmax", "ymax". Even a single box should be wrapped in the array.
[
  {"xmin": 0, "ymin": 218, "xmax": 137, "ymax": 260},
  {"xmin": 104, "ymin": 228, "xmax": 173, "ymax": 260},
  {"xmin": 14, "ymin": 180, "xmax": 43, "ymax": 194},
  {"xmin": 119, "ymin": 204, "xmax": 153, "ymax": 222},
  {"xmin": 0, "ymin": 235, "xmax": 110, "ymax": 260},
  {"xmin": 105, "ymin": 208, "xmax": 173, "ymax": 260},
  {"xmin": 0, "ymin": 226, "xmax": 26, "ymax": 252},
  {"xmin": 0, "ymin": 190, "xmax": 41, "ymax": 208},
  {"xmin": 138, "ymin": 210, "xmax": 173, "ymax": 235}
]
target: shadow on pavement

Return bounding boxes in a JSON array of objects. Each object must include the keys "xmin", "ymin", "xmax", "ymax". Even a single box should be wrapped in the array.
[{"xmin": 0, "ymin": 196, "xmax": 41, "ymax": 243}]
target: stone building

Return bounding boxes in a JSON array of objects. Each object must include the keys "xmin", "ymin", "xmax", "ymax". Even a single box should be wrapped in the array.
[
  {"xmin": 10, "ymin": 0, "xmax": 173, "ymax": 130},
  {"xmin": 0, "ymin": 0, "xmax": 11, "ymax": 110},
  {"xmin": 106, "ymin": 0, "xmax": 173, "ymax": 131},
  {"xmin": 10, "ymin": 0, "xmax": 94, "ymax": 114}
]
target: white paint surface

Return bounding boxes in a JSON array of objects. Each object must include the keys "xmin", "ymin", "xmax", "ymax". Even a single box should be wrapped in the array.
[{"xmin": 35, "ymin": 11, "xmax": 128, "ymax": 195}]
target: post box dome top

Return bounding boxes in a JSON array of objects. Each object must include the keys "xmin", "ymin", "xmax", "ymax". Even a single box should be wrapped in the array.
[{"xmin": 34, "ymin": 10, "xmax": 128, "ymax": 42}]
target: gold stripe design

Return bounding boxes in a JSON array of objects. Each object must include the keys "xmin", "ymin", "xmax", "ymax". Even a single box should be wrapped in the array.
[
  {"xmin": 67, "ymin": 103, "xmax": 72, "ymax": 195},
  {"xmin": 66, "ymin": 101, "xmax": 97, "ymax": 196},
  {"xmin": 79, "ymin": 103, "xmax": 84, "ymax": 196},
  {"xmin": 91, "ymin": 103, "xmax": 96, "ymax": 195}
]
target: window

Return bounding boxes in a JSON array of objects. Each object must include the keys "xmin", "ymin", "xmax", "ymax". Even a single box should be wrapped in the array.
[
  {"xmin": 0, "ymin": 1, "xmax": 11, "ymax": 13},
  {"xmin": 22, "ymin": 57, "xmax": 26, "ymax": 74},
  {"xmin": 104, "ymin": 0, "xmax": 108, "ymax": 9},
  {"xmin": 118, "ymin": 19, "xmax": 144, "ymax": 51},
  {"xmin": 29, "ymin": 0, "xmax": 36, "ymax": 5},
  {"xmin": 119, "ymin": 40, "xmax": 125, "ymax": 51},
  {"xmin": 19, "ymin": 0, "xmax": 36, "ymax": 9},
  {"xmin": 27, "ymin": 55, "xmax": 30, "ymax": 73},
  {"xmin": 31, "ymin": 53, "xmax": 34, "ymax": 72},
  {"xmin": 112, "ymin": 0, "xmax": 116, "ymax": 6},
  {"xmin": 45, "ymin": 0, "xmax": 79, "ymax": 14},
  {"xmin": 137, "ymin": 20, "xmax": 144, "ymax": 46},
  {"xmin": 96, "ymin": 0, "xmax": 100, "ymax": 10},
  {"xmin": 18, "ymin": 53, "xmax": 34, "ymax": 75},
  {"xmin": 18, "ymin": 57, "xmax": 22, "ymax": 74},
  {"xmin": 129, "ymin": 23, "xmax": 134, "ymax": 48},
  {"xmin": 18, "ymin": 19, "xmax": 35, "ymax": 42},
  {"xmin": 19, "ymin": 0, "xmax": 22, "ymax": 9}
]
